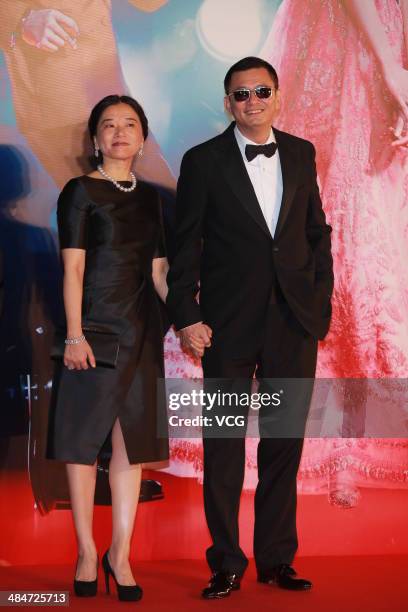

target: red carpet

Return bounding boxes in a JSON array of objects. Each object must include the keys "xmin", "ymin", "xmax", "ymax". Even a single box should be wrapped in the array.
[
  {"xmin": 1, "ymin": 556, "xmax": 407, "ymax": 611},
  {"xmin": 2, "ymin": 470, "xmax": 408, "ymax": 565}
]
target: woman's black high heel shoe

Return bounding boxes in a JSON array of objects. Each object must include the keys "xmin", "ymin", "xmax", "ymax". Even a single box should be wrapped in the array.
[
  {"xmin": 73, "ymin": 556, "xmax": 98, "ymax": 597},
  {"xmin": 102, "ymin": 550, "xmax": 143, "ymax": 602}
]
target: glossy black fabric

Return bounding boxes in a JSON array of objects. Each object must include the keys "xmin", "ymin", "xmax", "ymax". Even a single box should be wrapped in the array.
[{"xmin": 47, "ymin": 176, "xmax": 169, "ymax": 465}]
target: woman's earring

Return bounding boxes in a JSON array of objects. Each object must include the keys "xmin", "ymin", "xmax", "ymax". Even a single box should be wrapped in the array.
[
  {"xmin": 94, "ymin": 142, "xmax": 100, "ymax": 159},
  {"xmin": 138, "ymin": 143, "xmax": 144, "ymax": 158}
]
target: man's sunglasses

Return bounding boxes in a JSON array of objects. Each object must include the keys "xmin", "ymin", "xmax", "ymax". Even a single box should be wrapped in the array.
[{"xmin": 227, "ymin": 86, "xmax": 274, "ymax": 103}]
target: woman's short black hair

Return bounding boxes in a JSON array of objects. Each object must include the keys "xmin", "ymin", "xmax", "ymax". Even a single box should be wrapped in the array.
[
  {"xmin": 88, "ymin": 95, "xmax": 148, "ymax": 166},
  {"xmin": 224, "ymin": 57, "xmax": 279, "ymax": 94}
]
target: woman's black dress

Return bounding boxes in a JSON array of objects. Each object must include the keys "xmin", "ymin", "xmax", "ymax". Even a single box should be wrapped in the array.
[{"xmin": 47, "ymin": 176, "xmax": 169, "ymax": 465}]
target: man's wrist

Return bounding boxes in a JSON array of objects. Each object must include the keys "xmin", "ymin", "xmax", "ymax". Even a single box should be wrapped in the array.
[{"xmin": 179, "ymin": 321, "xmax": 203, "ymax": 332}]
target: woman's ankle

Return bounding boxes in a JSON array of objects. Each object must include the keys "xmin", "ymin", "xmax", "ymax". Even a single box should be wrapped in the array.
[
  {"xmin": 77, "ymin": 543, "xmax": 98, "ymax": 559},
  {"xmin": 108, "ymin": 543, "xmax": 131, "ymax": 564}
]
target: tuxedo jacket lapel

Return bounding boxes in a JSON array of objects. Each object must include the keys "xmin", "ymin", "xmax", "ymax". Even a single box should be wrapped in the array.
[
  {"xmin": 213, "ymin": 124, "xmax": 271, "ymax": 238},
  {"xmin": 211, "ymin": 124, "xmax": 299, "ymax": 240},
  {"xmin": 274, "ymin": 128, "xmax": 299, "ymax": 239}
]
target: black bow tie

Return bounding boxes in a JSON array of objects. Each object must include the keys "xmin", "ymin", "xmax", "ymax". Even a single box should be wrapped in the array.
[{"xmin": 245, "ymin": 142, "xmax": 277, "ymax": 162}]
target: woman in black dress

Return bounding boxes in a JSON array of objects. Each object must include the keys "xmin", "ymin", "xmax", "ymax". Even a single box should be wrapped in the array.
[{"xmin": 47, "ymin": 95, "xmax": 169, "ymax": 601}]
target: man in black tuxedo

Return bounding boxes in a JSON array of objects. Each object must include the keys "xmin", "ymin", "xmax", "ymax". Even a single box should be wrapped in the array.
[{"xmin": 166, "ymin": 57, "xmax": 333, "ymax": 599}]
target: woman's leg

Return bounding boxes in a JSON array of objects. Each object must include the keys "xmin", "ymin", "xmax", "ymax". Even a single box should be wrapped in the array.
[
  {"xmin": 108, "ymin": 418, "xmax": 142, "ymax": 585},
  {"xmin": 66, "ymin": 462, "xmax": 98, "ymax": 580}
]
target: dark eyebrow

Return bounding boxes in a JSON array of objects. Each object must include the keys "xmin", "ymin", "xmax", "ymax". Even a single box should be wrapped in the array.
[
  {"xmin": 101, "ymin": 117, "xmax": 137, "ymax": 123},
  {"xmin": 234, "ymin": 84, "xmax": 271, "ymax": 89}
]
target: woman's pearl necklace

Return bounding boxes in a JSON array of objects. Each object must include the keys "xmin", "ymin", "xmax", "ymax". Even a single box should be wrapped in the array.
[{"xmin": 97, "ymin": 165, "xmax": 137, "ymax": 192}]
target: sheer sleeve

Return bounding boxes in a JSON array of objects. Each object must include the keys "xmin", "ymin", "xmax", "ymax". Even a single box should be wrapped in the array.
[
  {"xmin": 153, "ymin": 193, "xmax": 167, "ymax": 259},
  {"xmin": 57, "ymin": 179, "xmax": 91, "ymax": 250}
]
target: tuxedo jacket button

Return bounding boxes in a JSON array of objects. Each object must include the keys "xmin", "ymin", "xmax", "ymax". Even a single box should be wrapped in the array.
[{"xmin": 273, "ymin": 246, "xmax": 279, "ymax": 252}]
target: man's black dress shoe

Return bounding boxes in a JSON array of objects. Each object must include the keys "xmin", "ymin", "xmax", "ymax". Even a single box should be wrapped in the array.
[
  {"xmin": 202, "ymin": 571, "xmax": 241, "ymax": 599},
  {"xmin": 258, "ymin": 564, "xmax": 312, "ymax": 591}
]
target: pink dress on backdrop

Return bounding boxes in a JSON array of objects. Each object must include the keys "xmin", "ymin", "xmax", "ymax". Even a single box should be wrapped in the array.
[
  {"xmin": 260, "ymin": 0, "xmax": 408, "ymax": 501},
  {"xmin": 163, "ymin": 0, "xmax": 408, "ymax": 497}
]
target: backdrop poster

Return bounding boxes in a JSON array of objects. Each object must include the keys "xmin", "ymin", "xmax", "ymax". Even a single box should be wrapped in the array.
[{"xmin": 0, "ymin": 0, "xmax": 407, "ymax": 530}]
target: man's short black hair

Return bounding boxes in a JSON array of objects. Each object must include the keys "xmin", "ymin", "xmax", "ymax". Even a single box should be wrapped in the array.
[{"xmin": 224, "ymin": 57, "xmax": 279, "ymax": 94}]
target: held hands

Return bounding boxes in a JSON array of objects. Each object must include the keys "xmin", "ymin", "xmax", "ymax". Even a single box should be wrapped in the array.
[
  {"xmin": 178, "ymin": 322, "xmax": 212, "ymax": 359},
  {"xmin": 21, "ymin": 9, "xmax": 79, "ymax": 52},
  {"xmin": 64, "ymin": 340, "xmax": 96, "ymax": 370}
]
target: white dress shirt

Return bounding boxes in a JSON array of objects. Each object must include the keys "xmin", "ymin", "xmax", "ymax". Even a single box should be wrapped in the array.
[{"xmin": 234, "ymin": 125, "xmax": 283, "ymax": 238}]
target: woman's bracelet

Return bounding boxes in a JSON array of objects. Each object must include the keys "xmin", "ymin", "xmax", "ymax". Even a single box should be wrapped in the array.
[{"xmin": 65, "ymin": 334, "xmax": 85, "ymax": 345}]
